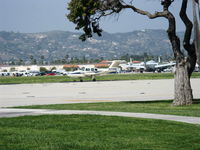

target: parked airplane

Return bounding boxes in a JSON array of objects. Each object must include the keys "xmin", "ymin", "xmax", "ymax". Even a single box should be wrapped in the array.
[
  {"xmin": 144, "ymin": 60, "xmax": 158, "ymax": 71},
  {"xmin": 120, "ymin": 60, "xmax": 145, "ymax": 73},
  {"xmin": 143, "ymin": 60, "xmax": 176, "ymax": 72},
  {"xmin": 66, "ymin": 60, "xmax": 124, "ymax": 81},
  {"xmin": 120, "ymin": 59, "xmax": 176, "ymax": 72}
]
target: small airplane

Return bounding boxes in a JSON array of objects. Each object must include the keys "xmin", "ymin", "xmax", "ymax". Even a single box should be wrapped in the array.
[
  {"xmin": 145, "ymin": 60, "xmax": 176, "ymax": 72},
  {"xmin": 120, "ymin": 62, "xmax": 145, "ymax": 73},
  {"xmin": 120, "ymin": 59, "xmax": 145, "ymax": 73},
  {"xmin": 66, "ymin": 60, "xmax": 124, "ymax": 82},
  {"xmin": 120, "ymin": 58, "xmax": 176, "ymax": 72}
]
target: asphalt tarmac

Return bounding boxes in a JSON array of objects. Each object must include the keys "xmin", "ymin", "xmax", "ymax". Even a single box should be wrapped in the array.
[{"xmin": 1, "ymin": 79, "xmax": 200, "ymax": 107}]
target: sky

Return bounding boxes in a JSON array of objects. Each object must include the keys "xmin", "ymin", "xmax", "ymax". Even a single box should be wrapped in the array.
[{"xmin": 0, "ymin": 0, "xmax": 193, "ymax": 33}]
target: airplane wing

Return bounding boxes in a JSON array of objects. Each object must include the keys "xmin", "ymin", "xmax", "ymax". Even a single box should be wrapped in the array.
[
  {"xmin": 155, "ymin": 63, "xmax": 176, "ymax": 69},
  {"xmin": 67, "ymin": 71, "xmax": 106, "ymax": 78},
  {"xmin": 67, "ymin": 73, "xmax": 86, "ymax": 78}
]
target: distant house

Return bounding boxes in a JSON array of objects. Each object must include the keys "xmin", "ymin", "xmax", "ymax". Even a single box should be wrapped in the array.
[
  {"xmin": 100, "ymin": 60, "xmax": 111, "ymax": 64},
  {"xmin": 94, "ymin": 63, "xmax": 109, "ymax": 68},
  {"xmin": 0, "ymin": 65, "xmax": 64, "ymax": 72},
  {"xmin": 132, "ymin": 61, "xmax": 141, "ymax": 64},
  {"xmin": 63, "ymin": 64, "xmax": 79, "ymax": 71}
]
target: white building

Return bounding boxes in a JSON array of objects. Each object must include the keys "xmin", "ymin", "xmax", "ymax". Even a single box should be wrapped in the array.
[{"xmin": 0, "ymin": 65, "xmax": 64, "ymax": 72}]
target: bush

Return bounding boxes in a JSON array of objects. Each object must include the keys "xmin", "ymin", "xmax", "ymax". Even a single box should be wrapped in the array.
[{"xmin": 40, "ymin": 67, "xmax": 48, "ymax": 72}]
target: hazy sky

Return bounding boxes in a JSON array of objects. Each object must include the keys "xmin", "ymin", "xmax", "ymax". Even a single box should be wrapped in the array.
[{"xmin": 0, "ymin": 0, "xmax": 193, "ymax": 33}]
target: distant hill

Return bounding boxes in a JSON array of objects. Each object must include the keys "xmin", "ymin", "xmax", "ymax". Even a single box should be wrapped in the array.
[{"xmin": 0, "ymin": 30, "xmax": 184, "ymax": 63}]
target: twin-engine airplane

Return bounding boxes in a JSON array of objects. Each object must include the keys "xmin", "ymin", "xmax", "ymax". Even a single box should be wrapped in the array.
[{"xmin": 66, "ymin": 60, "xmax": 123, "ymax": 82}]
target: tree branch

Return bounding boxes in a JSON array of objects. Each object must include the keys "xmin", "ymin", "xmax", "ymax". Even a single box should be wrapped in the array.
[
  {"xmin": 179, "ymin": 0, "xmax": 196, "ymax": 75},
  {"xmin": 94, "ymin": 9, "xmax": 121, "ymax": 21},
  {"xmin": 121, "ymin": 2, "xmax": 183, "ymax": 61},
  {"xmin": 180, "ymin": 0, "xmax": 194, "ymax": 53},
  {"xmin": 121, "ymin": 4, "xmax": 168, "ymax": 19}
]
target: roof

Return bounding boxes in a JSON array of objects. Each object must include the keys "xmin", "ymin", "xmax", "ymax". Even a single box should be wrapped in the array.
[
  {"xmin": 63, "ymin": 64, "xmax": 79, "ymax": 68},
  {"xmin": 100, "ymin": 60, "xmax": 112, "ymax": 64},
  {"xmin": 94, "ymin": 64, "xmax": 109, "ymax": 68},
  {"xmin": 132, "ymin": 61, "xmax": 141, "ymax": 63}
]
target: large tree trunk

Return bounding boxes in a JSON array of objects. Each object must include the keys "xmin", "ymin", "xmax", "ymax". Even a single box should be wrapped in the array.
[
  {"xmin": 173, "ymin": 60, "xmax": 193, "ymax": 105},
  {"xmin": 164, "ymin": 0, "xmax": 197, "ymax": 106},
  {"xmin": 165, "ymin": 15, "xmax": 194, "ymax": 106}
]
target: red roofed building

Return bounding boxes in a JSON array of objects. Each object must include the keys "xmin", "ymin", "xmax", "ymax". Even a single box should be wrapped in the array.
[
  {"xmin": 94, "ymin": 63, "xmax": 109, "ymax": 68},
  {"xmin": 132, "ymin": 61, "xmax": 141, "ymax": 63},
  {"xmin": 100, "ymin": 60, "xmax": 112, "ymax": 64},
  {"xmin": 63, "ymin": 64, "xmax": 79, "ymax": 71}
]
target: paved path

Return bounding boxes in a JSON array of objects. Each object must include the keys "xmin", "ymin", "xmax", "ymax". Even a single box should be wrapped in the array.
[
  {"xmin": 1, "ymin": 79, "xmax": 200, "ymax": 107},
  {"xmin": 0, "ymin": 108, "xmax": 200, "ymax": 125}
]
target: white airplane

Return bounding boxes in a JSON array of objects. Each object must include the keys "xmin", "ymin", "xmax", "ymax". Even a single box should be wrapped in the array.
[
  {"xmin": 120, "ymin": 58, "xmax": 145, "ymax": 73},
  {"xmin": 145, "ymin": 60, "xmax": 176, "ymax": 72},
  {"xmin": 144, "ymin": 60, "xmax": 159, "ymax": 71},
  {"xmin": 121, "ymin": 59, "xmax": 176, "ymax": 72},
  {"xmin": 120, "ymin": 62, "xmax": 145, "ymax": 73},
  {"xmin": 66, "ymin": 60, "xmax": 124, "ymax": 82}
]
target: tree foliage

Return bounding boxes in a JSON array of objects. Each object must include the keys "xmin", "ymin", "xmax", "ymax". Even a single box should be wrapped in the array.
[
  {"xmin": 67, "ymin": 0, "xmax": 126, "ymax": 41},
  {"xmin": 67, "ymin": 0, "xmax": 180, "ymax": 41},
  {"xmin": 67, "ymin": 0, "xmax": 102, "ymax": 41}
]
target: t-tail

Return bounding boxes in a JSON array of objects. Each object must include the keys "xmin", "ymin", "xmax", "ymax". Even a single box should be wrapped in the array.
[{"xmin": 109, "ymin": 60, "xmax": 124, "ymax": 68}]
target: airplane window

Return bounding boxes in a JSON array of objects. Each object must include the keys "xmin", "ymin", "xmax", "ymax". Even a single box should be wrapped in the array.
[
  {"xmin": 91, "ymin": 68, "xmax": 94, "ymax": 71},
  {"xmin": 86, "ymin": 68, "xmax": 90, "ymax": 71}
]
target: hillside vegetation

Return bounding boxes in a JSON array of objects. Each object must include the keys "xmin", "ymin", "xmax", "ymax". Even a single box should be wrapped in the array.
[{"xmin": 0, "ymin": 30, "xmax": 183, "ymax": 63}]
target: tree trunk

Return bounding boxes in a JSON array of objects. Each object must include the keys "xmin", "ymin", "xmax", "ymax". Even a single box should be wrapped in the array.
[
  {"xmin": 165, "ymin": 0, "xmax": 197, "ymax": 106},
  {"xmin": 173, "ymin": 59, "xmax": 193, "ymax": 105}
]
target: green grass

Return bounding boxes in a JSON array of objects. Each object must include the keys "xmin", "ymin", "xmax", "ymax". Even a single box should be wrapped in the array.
[
  {"xmin": 16, "ymin": 99, "xmax": 200, "ymax": 117},
  {"xmin": 1, "ymin": 72, "xmax": 200, "ymax": 84},
  {"xmin": 0, "ymin": 76, "xmax": 73, "ymax": 84},
  {"xmin": 0, "ymin": 115, "xmax": 200, "ymax": 150},
  {"xmin": 97, "ymin": 72, "xmax": 174, "ymax": 80}
]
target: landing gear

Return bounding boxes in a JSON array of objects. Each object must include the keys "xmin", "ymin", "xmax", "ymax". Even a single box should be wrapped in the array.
[
  {"xmin": 80, "ymin": 78, "xmax": 83, "ymax": 82},
  {"xmin": 92, "ymin": 76, "xmax": 96, "ymax": 82}
]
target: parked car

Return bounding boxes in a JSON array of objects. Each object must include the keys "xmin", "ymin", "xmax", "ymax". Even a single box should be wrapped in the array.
[
  {"xmin": 45, "ymin": 72, "xmax": 56, "ymax": 76},
  {"xmin": 35, "ymin": 72, "xmax": 47, "ymax": 76}
]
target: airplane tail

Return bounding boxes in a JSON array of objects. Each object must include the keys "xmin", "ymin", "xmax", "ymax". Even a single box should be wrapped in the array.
[{"xmin": 109, "ymin": 60, "xmax": 124, "ymax": 68}]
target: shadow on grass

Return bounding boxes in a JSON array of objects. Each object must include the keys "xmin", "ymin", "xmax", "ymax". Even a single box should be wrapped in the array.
[
  {"xmin": 123, "ymin": 99, "xmax": 200, "ymax": 104},
  {"xmin": 193, "ymin": 99, "xmax": 200, "ymax": 104},
  {"xmin": 123, "ymin": 100, "xmax": 173, "ymax": 104}
]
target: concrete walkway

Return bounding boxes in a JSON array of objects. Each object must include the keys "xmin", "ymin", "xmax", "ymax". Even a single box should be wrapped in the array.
[{"xmin": 0, "ymin": 108, "xmax": 200, "ymax": 125}]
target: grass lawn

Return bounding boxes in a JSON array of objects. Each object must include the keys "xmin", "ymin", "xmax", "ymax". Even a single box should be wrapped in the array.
[
  {"xmin": 16, "ymin": 99, "xmax": 200, "ymax": 117},
  {"xmin": 1, "ymin": 72, "xmax": 200, "ymax": 84},
  {"xmin": 0, "ymin": 76, "xmax": 73, "ymax": 84},
  {"xmin": 0, "ymin": 115, "xmax": 200, "ymax": 150}
]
